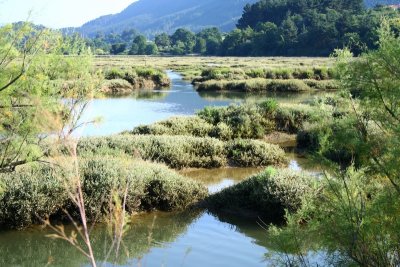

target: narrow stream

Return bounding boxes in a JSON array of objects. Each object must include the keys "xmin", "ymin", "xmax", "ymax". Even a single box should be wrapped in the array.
[{"xmin": 0, "ymin": 71, "xmax": 324, "ymax": 266}]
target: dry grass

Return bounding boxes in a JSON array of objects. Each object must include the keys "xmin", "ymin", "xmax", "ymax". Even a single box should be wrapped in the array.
[{"xmin": 94, "ymin": 56, "xmax": 334, "ymax": 80}]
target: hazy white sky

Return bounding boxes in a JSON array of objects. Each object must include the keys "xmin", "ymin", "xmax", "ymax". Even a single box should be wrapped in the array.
[{"xmin": 0, "ymin": 0, "xmax": 136, "ymax": 28}]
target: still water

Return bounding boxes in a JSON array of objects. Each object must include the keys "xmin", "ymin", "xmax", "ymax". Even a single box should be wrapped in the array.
[
  {"xmin": 78, "ymin": 71, "xmax": 321, "ymax": 136},
  {"xmin": 0, "ymin": 72, "xmax": 323, "ymax": 266}
]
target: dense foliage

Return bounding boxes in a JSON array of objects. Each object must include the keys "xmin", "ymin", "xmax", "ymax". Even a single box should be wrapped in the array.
[
  {"xmin": 72, "ymin": 135, "xmax": 288, "ymax": 169},
  {"xmin": 207, "ymin": 168, "xmax": 317, "ymax": 220},
  {"xmin": 265, "ymin": 23, "xmax": 400, "ymax": 266},
  {"xmin": 86, "ymin": 0, "xmax": 399, "ymax": 56},
  {"xmin": 133, "ymin": 100, "xmax": 325, "ymax": 140},
  {"xmin": 0, "ymin": 23, "xmax": 96, "ymax": 173},
  {"xmin": 0, "ymin": 157, "xmax": 208, "ymax": 228}
]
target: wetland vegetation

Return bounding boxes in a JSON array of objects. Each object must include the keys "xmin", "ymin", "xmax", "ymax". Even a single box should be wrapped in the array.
[{"xmin": 1, "ymin": 3, "xmax": 400, "ymax": 266}]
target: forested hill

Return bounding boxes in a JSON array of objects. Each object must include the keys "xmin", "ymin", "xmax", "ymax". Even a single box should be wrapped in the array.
[
  {"xmin": 365, "ymin": 0, "xmax": 400, "ymax": 7},
  {"xmin": 78, "ymin": 0, "xmax": 258, "ymax": 37}
]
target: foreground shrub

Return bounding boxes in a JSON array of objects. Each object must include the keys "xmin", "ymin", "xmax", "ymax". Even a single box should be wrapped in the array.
[
  {"xmin": 80, "ymin": 157, "xmax": 207, "ymax": 216},
  {"xmin": 0, "ymin": 157, "xmax": 208, "ymax": 228},
  {"xmin": 0, "ymin": 164, "xmax": 68, "ymax": 228},
  {"xmin": 226, "ymin": 140, "xmax": 288, "ymax": 167},
  {"xmin": 207, "ymin": 168, "xmax": 317, "ymax": 220}
]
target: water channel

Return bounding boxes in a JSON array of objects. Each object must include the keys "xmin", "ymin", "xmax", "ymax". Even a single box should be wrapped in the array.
[{"xmin": 0, "ymin": 71, "xmax": 324, "ymax": 266}]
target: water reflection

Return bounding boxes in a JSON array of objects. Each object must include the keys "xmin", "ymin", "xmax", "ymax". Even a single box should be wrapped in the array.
[
  {"xmin": 0, "ymin": 210, "xmax": 202, "ymax": 267},
  {"xmin": 181, "ymin": 167, "xmax": 263, "ymax": 193}
]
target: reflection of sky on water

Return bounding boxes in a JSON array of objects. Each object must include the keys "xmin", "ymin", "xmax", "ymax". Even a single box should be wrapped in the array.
[{"xmin": 78, "ymin": 71, "xmax": 233, "ymax": 136}]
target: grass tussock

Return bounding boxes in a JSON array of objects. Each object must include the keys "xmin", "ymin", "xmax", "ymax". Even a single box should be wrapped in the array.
[
  {"xmin": 0, "ymin": 157, "xmax": 208, "ymax": 228},
  {"xmin": 206, "ymin": 168, "xmax": 317, "ymax": 220}
]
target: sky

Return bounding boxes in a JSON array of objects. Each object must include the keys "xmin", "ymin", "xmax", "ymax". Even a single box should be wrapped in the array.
[{"xmin": 0, "ymin": 0, "xmax": 136, "ymax": 28}]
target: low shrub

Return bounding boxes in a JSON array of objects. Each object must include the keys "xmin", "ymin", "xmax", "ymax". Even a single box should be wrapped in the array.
[
  {"xmin": 101, "ymin": 79, "xmax": 133, "ymax": 95},
  {"xmin": 313, "ymin": 67, "xmax": 330, "ymax": 80},
  {"xmin": 75, "ymin": 134, "xmax": 288, "ymax": 169},
  {"xmin": 198, "ymin": 101, "xmax": 277, "ymax": 139},
  {"xmin": 132, "ymin": 116, "xmax": 213, "ymax": 137},
  {"xmin": 103, "ymin": 67, "xmax": 170, "ymax": 89},
  {"xmin": 274, "ymin": 104, "xmax": 319, "ymax": 133},
  {"xmin": 80, "ymin": 157, "xmax": 208, "ymax": 215},
  {"xmin": 304, "ymin": 79, "xmax": 339, "ymax": 90},
  {"xmin": 200, "ymin": 67, "xmax": 233, "ymax": 80},
  {"xmin": 196, "ymin": 79, "xmax": 312, "ymax": 92},
  {"xmin": 245, "ymin": 68, "xmax": 265, "ymax": 78},
  {"xmin": 296, "ymin": 117, "xmax": 367, "ymax": 167},
  {"xmin": 293, "ymin": 68, "xmax": 314, "ymax": 79},
  {"xmin": 0, "ymin": 163, "xmax": 68, "ymax": 228},
  {"xmin": 0, "ymin": 157, "xmax": 208, "ymax": 228},
  {"xmin": 274, "ymin": 69, "xmax": 293, "ymax": 79},
  {"xmin": 131, "ymin": 101, "xmax": 320, "ymax": 143},
  {"xmin": 266, "ymin": 79, "xmax": 310, "ymax": 92},
  {"xmin": 206, "ymin": 168, "xmax": 317, "ymax": 220},
  {"xmin": 226, "ymin": 140, "xmax": 288, "ymax": 167},
  {"xmin": 77, "ymin": 135, "xmax": 228, "ymax": 169}
]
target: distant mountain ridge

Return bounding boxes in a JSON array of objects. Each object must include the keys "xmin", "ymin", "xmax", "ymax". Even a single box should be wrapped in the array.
[
  {"xmin": 76, "ymin": 0, "xmax": 399, "ymax": 37},
  {"xmin": 77, "ymin": 0, "xmax": 258, "ymax": 37}
]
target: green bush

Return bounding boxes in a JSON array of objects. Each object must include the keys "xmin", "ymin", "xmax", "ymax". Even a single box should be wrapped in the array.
[
  {"xmin": 77, "ymin": 135, "xmax": 228, "ymax": 169},
  {"xmin": 132, "ymin": 117, "xmax": 213, "ymax": 137},
  {"xmin": 0, "ymin": 164, "xmax": 68, "ymax": 228},
  {"xmin": 80, "ymin": 157, "xmax": 208, "ymax": 215},
  {"xmin": 313, "ymin": 67, "xmax": 330, "ymax": 80},
  {"xmin": 197, "ymin": 79, "xmax": 311, "ymax": 92},
  {"xmin": 75, "ymin": 133, "xmax": 288, "ymax": 169},
  {"xmin": 245, "ymin": 68, "xmax": 265, "ymax": 78},
  {"xmin": 0, "ymin": 157, "xmax": 208, "ymax": 228},
  {"xmin": 210, "ymin": 122, "xmax": 233, "ymax": 141},
  {"xmin": 274, "ymin": 69, "xmax": 293, "ymax": 79},
  {"xmin": 198, "ymin": 101, "xmax": 277, "ymax": 139},
  {"xmin": 103, "ymin": 67, "xmax": 170, "ymax": 88},
  {"xmin": 201, "ymin": 67, "xmax": 233, "ymax": 80},
  {"xmin": 131, "ymin": 101, "xmax": 318, "ymax": 141},
  {"xmin": 274, "ymin": 104, "xmax": 318, "ymax": 133},
  {"xmin": 226, "ymin": 140, "xmax": 288, "ymax": 167},
  {"xmin": 104, "ymin": 68, "xmax": 126, "ymax": 80},
  {"xmin": 207, "ymin": 168, "xmax": 317, "ymax": 220}
]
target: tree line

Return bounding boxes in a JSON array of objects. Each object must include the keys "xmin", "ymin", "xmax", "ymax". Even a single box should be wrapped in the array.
[{"xmin": 87, "ymin": 0, "xmax": 400, "ymax": 56}]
